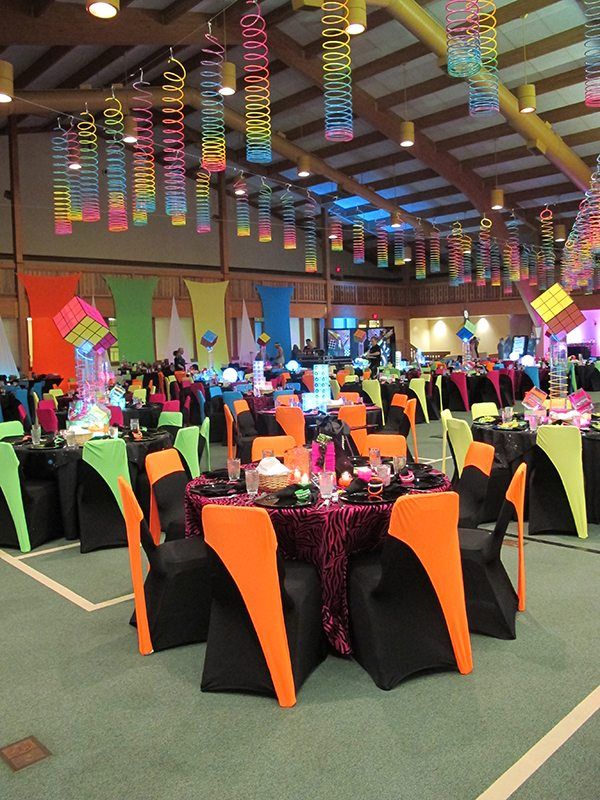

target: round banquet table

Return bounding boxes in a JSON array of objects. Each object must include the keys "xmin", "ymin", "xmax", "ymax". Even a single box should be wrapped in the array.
[
  {"xmin": 12, "ymin": 430, "xmax": 172, "ymax": 541},
  {"xmin": 256, "ymin": 405, "xmax": 382, "ymax": 441},
  {"xmin": 185, "ymin": 469, "xmax": 451, "ymax": 656},
  {"xmin": 55, "ymin": 404, "xmax": 162, "ymax": 431},
  {"xmin": 472, "ymin": 422, "xmax": 600, "ymax": 524}
]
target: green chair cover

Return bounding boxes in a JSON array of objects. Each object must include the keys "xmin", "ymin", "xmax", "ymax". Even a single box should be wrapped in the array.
[
  {"xmin": 471, "ymin": 402, "xmax": 499, "ymax": 420},
  {"xmin": 440, "ymin": 409, "xmax": 452, "ymax": 475},
  {"xmin": 199, "ymin": 417, "xmax": 211, "ymax": 471},
  {"xmin": 344, "ymin": 374, "xmax": 359, "ymax": 384},
  {"xmin": 446, "ymin": 417, "xmax": 473, "ymax": 478},
  {"xmin": 595, "ymin": 361, "xmax": 600, "ymax": 375},
  {"xmin": 49, "ymin": 388, "xmax": 64, "ymax": 398},
  {"xmin": 435, "ymin": 375, "xmax": 444, "ymax": 413},
  {"xmin": 330, "ymin": 379, "xmax": 340, "ymax": 400},
  {"xmin": 569, "ymin": 362, "xmax": 578, "ymax": 392},
  {"xmin": 175, "ymin": 426, "xmax": 200, "ymax": 479},
  {"xmin": 82, "ymin": 438, "xmax": 131, "ymax": 513},
  {"xmin": 0, "ymin": 421, "xmax": 25, "ymax": 440},
  {"xmin": 409, "ymin": 377, "xmax": 430, "ymax": 424},
  {"xmin": 536, "ymin": 426, "xmax": 587, "ymax": 539},
  {"xmin": 158, "ymin": 411, "xmax": 183, "ymax": 429},
  {"xmin": 132, "ymin": 388, "xmax": 147, "ymax": 403},
  {"xmin": 362, "ymin": 379, "xmax": 385, "ymax": 424},
  {"xmin": 0, "ymin": 442, "xmax": 31, "ymax": 552}
]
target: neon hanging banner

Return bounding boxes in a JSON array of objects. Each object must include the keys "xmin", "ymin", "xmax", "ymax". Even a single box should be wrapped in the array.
[
  {"xmin": 258, "ymin": 179, "xmax": 272, "ymax": 243},
  {"xmin": 196, "ymin": 168, "xmax": 211, "ymax": 234},
  {"xmin": 376, "ymin": 223, "xmax": 389, "ymax": 268},
  {"xmin": 200, "ymin": 29, "xmax": 227, "ymax": 173},
  {"xmin": 132, "ymin": 72, "xmax": 157, "ymax": 226},
  {"xmin": 304, "ymin": 193, "xmax": 319, "ymax": 273},
  {"xmin": 78, "ymin": 108, "xmax": 100, "ymax": 223},
  {"xmin": 162, "ymin": 55, "xmax": 188, "ymax": 226},
  {"xmin": 353, "ymin": 218, "xmax": 365, "ymax": 264},
  {"xmin": 241, "ymin": 0, "xmax": 272, "ymax": 163},
  {"xmin": 104, "ymin": 94, "xmax": 128, "ymax": 233},
  {"xmin": 429, "ymin": 228, "xmax": 440, "ymax": 273},
  {"xmin": 468, "ymin": 0, "xmax": 498, "ymax": 115},
  {"xmin": 234, "ymin": 175, "xmax": 250, "ymax": 237},
  {"xmin": 281, "ymin": 187, "xmax": 297, "ymax": 250},
  {"xmin": 446, "ymin": 1, "xmax": 481, "ymax": 79},
  {"xmin": 52, "ymin": 123, "xmax": 72, "ymax": 236},
  {"xmin": 322, "ymin": 0, "xmax": 353, "ymax": 142}
]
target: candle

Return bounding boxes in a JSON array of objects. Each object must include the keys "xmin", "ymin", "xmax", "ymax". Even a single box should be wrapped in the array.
[
  {"xmin": 357, "ymin": 467, "xmax": 372, "ymax": 482},
  {"xmin": 300, "ymin": 472, "xmax": 310, "ymax": 485},
  {"xmin": 293, "ymin": 467, "xmax": 302, "ymax": 483},
  {"xmin": 339, "ymin": 471, "xmax": 353, "ymax": 488}
]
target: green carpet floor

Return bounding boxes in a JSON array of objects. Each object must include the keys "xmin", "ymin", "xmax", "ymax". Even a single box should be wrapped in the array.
[{"xmin": 1, "ymin": 406, "xmax": 599, "ymax": 800}]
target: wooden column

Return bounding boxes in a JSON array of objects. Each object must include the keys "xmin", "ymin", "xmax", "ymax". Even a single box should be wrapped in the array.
[
  {"xmin": 321, "ymin": 210, "xmax": 333, "ymax": 327},
  {"xmin": 217, "ymin": 172, "xmax": 232, "ymax": 357},
  {"xmin": 8, "ymin": 117, "xmax": 30, "ymax": 375}
]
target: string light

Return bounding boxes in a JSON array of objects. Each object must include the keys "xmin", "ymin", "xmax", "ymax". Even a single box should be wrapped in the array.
[
  {"xmin": 281, "ymin": 187, "xmax": 297, "ymax": 250},
  {"xmin": 78, "ymin": 108, "xmax": 101, "ymax": 223},
  {"xmin": 196, "ymin": 168, "xmax": 211, "ymax": 233},
  {"xmin": 200, "ymin": 29, "xmax": 227, "ymax": 173},
  {"xmin": 132, "ymin": 72, "xmax": 156, "ymax": 225},
  {"xmin": 304, "ymin": 193, "xmax": 319, "ymax": 273},
  {"xmin": 241, "ymin": 0, "xmax": 272, "ymax": 163},
  {"xmin": 468, "ymin": 0, "xmax": 498, "ymax": 115},
  {"xmin": 162, "ymin": 54, "xmax": 188, "ymax": 225},
  {"xmin": 377, "ymin": 222, "xmax": 389, "ymax": 268},
  {"xmin": 258, "ymin": 179, "xmax": 272, "ymax": 242},
  {"xmin": 234, "ymin": 174, "xmax": 250, "ymax": 236},
  {"xmin": 104, "ymin": 93, "xmax": 128, "ymax": 232},
  {"xmin": 446, "ymin": 1, "xmax": 481, "ymax": 79},
  {"xmin": 52, "ymin": 123, "xmax": 72, "ymax": 235},
  {"xmin": 322, "ymin": 0, "xmax": 354, "ymax": 142}
]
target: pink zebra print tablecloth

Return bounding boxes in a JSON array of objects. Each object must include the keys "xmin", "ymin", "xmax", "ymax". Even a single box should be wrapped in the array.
[{"xmin": 185, "ymin": 474, "xmax": 451, "ymax": 656}]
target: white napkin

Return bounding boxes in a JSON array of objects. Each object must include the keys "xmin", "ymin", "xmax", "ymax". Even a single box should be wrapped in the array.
[{"xmin": 257, "ymin": 457, "xmax": 290, "ymax": 476}]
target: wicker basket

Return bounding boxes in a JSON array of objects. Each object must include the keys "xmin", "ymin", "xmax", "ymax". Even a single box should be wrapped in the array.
[
  {"xmin": 69, "ymin": 430, "xmax": 94, "ymax": 446},
  {"xmin": 258, "ymin": 473, "xmax": 290, "ymax": 492}
]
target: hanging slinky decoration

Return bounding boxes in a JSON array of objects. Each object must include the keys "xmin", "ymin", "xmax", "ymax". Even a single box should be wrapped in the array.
[
  {"xmin": 330, "ymin": 217, "xmax": 343, "ymax": 252},
  {"xmin": 393, "ymin": 224, "xmax": 405, "ymax": 265},
  {"xmin": 353, "ymin": 217, "xmax": 365, "ymax": 264},
  {"xmin": 507, "ymin": 216, "xmax": 521, "ymax": 282},
  {"xmin": 281, "ymin": 188, "xmax": 297, "ymax": 250},
  {"xmin": 52, "ymin": 123, "xmax": 72, "ymax": 236},
  {"xmin": 446, "ymin": 1, "xmax": 481, "ymax": 79},
  {"xmin": 234, "ymin": 175, "xmax": 250, "ymax": 237},
  {"xmin": 258, "ymin": 179, "xmax": 272, "ymax": 243},
  {"xmin": 162, "ymin": 55, "xmax": 188, "ymax": 226},
  {"xmin": 447, "ymin": 221, "xmax": 463, "ymax": 286},
  {"xmin": 104, "ymin": 94, "xmax": 128, "ymax": 233},
  {"xmin": 200, "ymin": 29, "xmax": 227, "ymax": 173},
  {"xmin": 377, "ymin": 222, "xmax": 389, "ymax": 268},
  {"xmin": 304, "ymin": 193, "xmax": 319, "ymax": 273},
  {"xmin": 65, "ymin": 118, "xmax": 82, "ymax": 223},
  {"xmin": 529, "ymin": 248, "xmax": 538, "ymax": 286},
  {"xmin": 539, "ymin": 206, "xmax": 555, "ymax": 286},
  {"xmin": 414, "ymin": 225, "xmax": 426, "ymax": 279},
  {"xmin": 78, "ymin": 108, "xmax": 100, "ymax": 223},
  {"xmin": 241, "ymin": 0, "xmax": 272, "ymax": 163},
  {"xmin": 520, "ymin": 245, "xmax": 530, "ymax": 282},
  {"xmin": 132, "ymin": 72, "xmax": 156, "ymax": 226},
  {"xmin": 322, "ymin": 0, "xmax": 354, "ymax": 142},
  {"xmin": 462, "ymin": 233, "xmax": 472, "ymax": 284},
  {"xmin": 490, "ymin": 239, "xmax": 501, "ymax": 286},
  {"xmin": 195, "ymin": 168, "xmax": 211, "ymax": 234},
  {"xmin": 584, "ymin": 0, "xmax": 600, "ymax": 107},
  {"xmin": 477, "ymin": 216, "xmax": 492, "ymax": 286},
  {"xmin": 468, "ymin": 0, "xmax": 498, "ymax": 115},
  {"xmin": 429, "ymin": 228, "xmax": 441, "ymax": 273},
  {"xmin": 502, "ymin": 244, "xmax": 513, "ymax": 295}
]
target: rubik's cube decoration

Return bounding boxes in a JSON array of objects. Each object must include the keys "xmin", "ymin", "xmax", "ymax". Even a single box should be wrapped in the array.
[
  {"xmin": 257, "ymin": 332, "xmax": 271, "ymax": 347},
  {"xmin": 456, "ymin": 319, "xmax": 476, "ymax": 342},
  {"xmin": 53, "ymin": 296, "xmax": 115, "ymax": 353},
  {"xmin": 531, "ymin": 283, "xmax": 586, "ymax": 335},
  {"xmin": 200, "ymin": 330, "xmax": 218, "ymax": 349},
  {"xmin": 353, "ymin": 328, "xmax": 367, "ymax": 343}
]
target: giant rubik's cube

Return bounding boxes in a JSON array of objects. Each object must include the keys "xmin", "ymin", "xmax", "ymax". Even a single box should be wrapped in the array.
[
  {"xmin": 531, "ymin": 283, "xmax": 586, "ymax": 335},
  {"xmin": 53, "ymin": 296, "xmax": 116, "ymax": 353},
  {"xmin": 456, "ymin": 319, "xmax": 476, "ymax": 342}
]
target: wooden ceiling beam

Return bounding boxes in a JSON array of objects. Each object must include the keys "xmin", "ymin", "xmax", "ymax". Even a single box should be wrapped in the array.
[
  {"xmin": 463, "ymin": 129, "xmax": 600, "ymax": 171},
  {"xmin": 14, "ymin": 45, "xmax": 71, "ymax": 90},
  {"xmin": 30, "ymin": 0, "xmax": 55, "ymax": 16},
  {"xmin": 55, "ymin": 46, "xmax": 132, "ymax": 90},
  {"xmin": 161, "ymin": 0, "xmax": 204, "ymax": 25}
]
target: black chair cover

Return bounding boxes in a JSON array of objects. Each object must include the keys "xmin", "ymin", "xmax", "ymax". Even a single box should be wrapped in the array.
[
  {"xmin": 529, "ymin": 444, "xmax": 577, "ymax": 536},
  {"xmin": 77, "ymin": 461, "xmax": 128, "ymax": 553},
  {"xmin": 0, "ymin": 476, "xmax": 62, "ymax": 550},
  {"xmin": 153, "ymin": 470, "xmax": 188, "ymax": 541},
  {"xmin": 457, "ymin": 463, "xmax": 490, "ymax": 528}
]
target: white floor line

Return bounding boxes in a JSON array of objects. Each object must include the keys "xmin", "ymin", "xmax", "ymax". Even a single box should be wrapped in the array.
[
  {"xmin": 476, "ymin": 684, "xmax": 600, "ymax": 800},
  {"xmin": 15, "ymin": 542, "xmax": 80, "ymax": 560},
  {"xmin": 91, "ymin": 593, "xmax": 134, "ymax": 611},
  {"xmin": 0, "ymin": 549, "xmax": 95, "ymax": 611}
]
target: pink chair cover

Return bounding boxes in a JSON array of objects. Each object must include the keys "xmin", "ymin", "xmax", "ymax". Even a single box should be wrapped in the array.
[
  {"xmin": 37, "ymin": 400, "xmax": 55, "ymax": 411},
  {"xmin": 108, "ymin": 405, "xmax": 124, "ymax": 427},
  {"xmin": 450, "ymin": 372, "xmax": 470, "ymax": 411},
  {"xmin": 485, "ymin": 371, "xmax": 503, "ymax": 407},
  {"xmin": 37, "ymin": 407, "xmax": 58, "ymax": 433},
  {"xmin": 498, "ymin": 369, "xmax": 516, "ymax": 403},
  {"xmin": 149, "ymin": 393, "xmax": 166, "ymax": 405},
  {"xmin": 162, "ymin": 400, "xmax": 180, "ymax": 412},
  {"xmin": 17, "ymin": 404, "xmax": 28, "ymax": 423}
]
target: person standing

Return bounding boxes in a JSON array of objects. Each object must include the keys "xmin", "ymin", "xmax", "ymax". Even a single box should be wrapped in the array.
[
  {"xmin": 471, "ymin": 336, "xmax": 480, "ymax": 359},
  {"xmin": 365, "ymin": 335, "xmax": 382, "ymax": 377},
  {"xmin": 273, "ymin": 342, "xmax": 285, "ymax": 368},
  {"xmin": 173, "ymin": 347, "xmax": 186, "ymax": 371},
  {"xmin": 497, "ymin": 337, "xmax": 504, "ymax": 359}
]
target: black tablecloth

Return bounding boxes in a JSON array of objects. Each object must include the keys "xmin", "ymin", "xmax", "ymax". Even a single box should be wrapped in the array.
[
  {"xmin": 13, "ymin": 431, "xmax": 172, "ymax": 540},
  {"xmin": 573, "ymin": 364, "xmax": 600, "ymax": 392},
  {"xmin": 122, "ymin": 405, "xmax": 162, "ymax": 429},
  {"xmin": 472, "ymin": 423, "xmax": 600, "ymax": 524},
  {"xmin": 378, "ymin": 382, "xmax": 439, "ymax": 422},
  {"xmin": 256, "ymin": 407, "xmax": 383, "ymax": 441}
]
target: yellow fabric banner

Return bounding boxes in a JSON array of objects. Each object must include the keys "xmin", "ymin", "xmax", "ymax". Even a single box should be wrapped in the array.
[{"xmin": 184, "ymin": 280, "xmax": 230, "ymax": 369}]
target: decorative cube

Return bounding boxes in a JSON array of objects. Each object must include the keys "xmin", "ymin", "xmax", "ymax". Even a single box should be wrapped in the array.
[
  {"xmin": 569, "ymin": 388, "xmax": 594, "ymax": 414},
  {"xmin": 201, "ymin": 330, "xmax": 218, "ymax": 349},
  {"xmin": 252, "ymin": 360, "xmax": 265, "ymax": 388},
  {"xmin": 456, "ymin": 319, "xmax": 476, "ymax": 342},
  {"xmin": 302, "ymin": 392, "xmax": 317, "ymax": 412},
  {"xmin": 313, "ymin": 363, "xmax": 330, "ymax": 406},
  {"xmin": 94, "ymin": 330, "xmax": 117, "ymax": 353},
  {"xmin": 53, "ymin": 296, "xmax": 112, "ymax": 353},
  {"xmin": 257, "ymin": 332, "xmax": 271, "ymax": 346},
  {"xmin": 522, "ymin": 387, "xmax": 547, "ymax": 410},
  {"xmin": 353, "ymin": 328, "xmax": 367, "ymax": 343},
  {"xmin": 531, "ymin": 283, "xmax": 586, "ymax": 335}
]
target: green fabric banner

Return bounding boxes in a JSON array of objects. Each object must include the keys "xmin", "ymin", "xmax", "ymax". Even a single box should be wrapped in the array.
[
  {"xmin": 184, "ymin": 280, "xmax": 229, "ymax": 369},
  {"xmin": 105, "ymin": 276, "xmax": 158, "ymax": 362}
]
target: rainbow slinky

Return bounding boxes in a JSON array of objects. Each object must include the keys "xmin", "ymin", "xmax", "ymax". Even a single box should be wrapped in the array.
[
  {"xmin": 162, "ymin": 56, "xmax": 188, "ymax": 226},
  {"xmin": 447, "ymin": 221, "xmax": 463, "ymax": 286},
  {"xmin": 520, "ymin": 246, "xmax": 530, "ymax": 282},
  {"xmin": 200, "ymin": 31, "xmax": 227, "ymax": 173},
  {"xmin": 235, "ymin": 175, "xmax": 250, "ymax": 237},
  {"xmin": 104, "ymin": 95, "xmax": 128, "ymax": 233},
  {"xmin": 528, "ymin": 249, "xmax": 538, "ymax": 287},
  {"xmin": 478, "ymin": 216, "xmax": 492, "ymax": 285},
  {"xmin": 258, "ymin": 180, "xmax": 272, "ymax": 243},
  {"xmin": 446, "ymin": 1, "xmax": 481, "ymax": 79},
  {"xmin": 304, "ymin": 194, "xmax": 318, "ymax": 273},
  {"xmin": 507, "ymin": 216, "xmax": 521, "ymax": 282},
  {"xmin": 281, "ymin": 188, "xmax": 297, "ymax": 250},
  {"xmin": 78, "ymin": 109, "xmax": 100, "ymax": 223},
  {"xmin": 132, "ymin": 74, "xmax": 156, "ymax": 225},
  {"xmin": 377, "ymin": 223, "xmax": 389, "ymax": 268},
  {"xmin": 241, "ymin": 0, "xmax": 272, "ymax": 163},
  {"xmin": 584, "ymin": 1, "xmax": 600, "ymax": 107},
  {"xmin": 322, "ymin": 0, "xmax": 353, "ymax": 142},
  {"xmin": 490, "ymin": 239, "xmax": 501, "ymax": 287},
  {"xmin": 65, "ymin": 119, "xmax": 82, "ymax": 223},
  {"xmin": 429, "ymin": 228, "xmax": 440, "ymax": 273},
  {"xmin": 330, "ymin": 217, "xmax": 343, "ymax": 252},
  {"xmin": 196, "ymin": 168, "xmax": 211, "ymax": 234},
  {"xmin": 502, "ymin": 244, "xmax": 513, "ymax": 296},
  {"xmin": 468, "ymin": 0, "xmax": 498, "ymax": 115},
  {"xmin": 353, "ymin": 218, "xmax": 365, "ymax": 264},
  {"xmin": 462, "ymin": 234, "xmax": 472, "ymax": 284},
  {"xmin": 539, "ymin": 207, "xmax": 555, "ymax": 288},
  {"xmin": 52, "ymin": 124, "xmax": 72, "ymax": 236},
  {"xmin": 393, "ymin": 225, "xmax": 405, "ymax": 265},
  {"xmin": 415, "ymin": 226, "xmax": 426, "ymax": 280}
]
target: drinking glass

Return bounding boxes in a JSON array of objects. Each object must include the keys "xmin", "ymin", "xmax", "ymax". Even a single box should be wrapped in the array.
[
  {"xmin": 227, "ymin": 458, "xmax": 241, "ymax": 481},
  {"xmin": 392, "ymin": 455, "xmax": 407, "ymax": 474},
  {"xmin": 318, "ymin": 471, "xmax": 335, "ymax": 500},
  {"xmin": 65, "ymin": 430, "xmax": 77, "ymax": 449},
  {"xmin": 501, "ymin": 407, "xmax": 514, "ymax": 424},
  {"xmin": 130, "ymin": 418, "xmax": 140, "ymax": 432},
  {"xmin": 109, "ymin": 426, "xmax": 119, "ymax": 439},
  {"xmin": 376, "ymin": 464, "xmax": 391, "ymax": 486},
  {"xmin": 369, "ymin": 448, "xmax": 382, "ymax": 469},
  {"xmin": 31, "ymin": 424, "xmax": 42, "ymax": 446},
  {"xmin": 245, "ymin": 468, "xmax": 260, "ymax": 497},
  {"xmin": 528, "ymin": 414, "xmax": 539, "ymax": 432}
]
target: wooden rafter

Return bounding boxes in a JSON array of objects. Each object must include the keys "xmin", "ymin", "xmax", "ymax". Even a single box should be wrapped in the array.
[
  {"xmin": 30, "ymin": 0, "xmax": 54, "ymax": 16},
  {"xmin": 14, "ymin": 46, "xmax": 71, "ymax": 90}
]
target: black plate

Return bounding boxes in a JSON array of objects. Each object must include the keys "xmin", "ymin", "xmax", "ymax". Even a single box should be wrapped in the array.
[
  {"xmin": 473, "ymin": 416, "xmax": 500, "ymax": 425},
  {"xmin": 406, "ymin": 462, "xmax": 432, "ymax": 473},
  {"xmin": 338, "ymin": 491, "xmax": 390, "ymax": 506},
  {"xmin": 188, "ymin": 480, "xmax": 245, "ymax": 498},
  {"xmin": 493, "ymin": 422, "xmax": 529, "ymax": 431},
  {"xmin": 253, "ymin": 493, "xmax": 316, "ymax": 509},
  {"xmin": 410, "ymin": 475, "xmax": 446, "ymax": 489}
]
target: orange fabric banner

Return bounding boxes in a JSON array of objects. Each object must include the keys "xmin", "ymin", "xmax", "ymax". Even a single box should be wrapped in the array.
[{"xmin": 19, "ymin": 273, "xmax": 80, "ymax": 385}]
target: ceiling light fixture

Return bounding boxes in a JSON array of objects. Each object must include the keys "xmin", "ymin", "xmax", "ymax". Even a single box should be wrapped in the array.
[
  {"xmin": 390, "ymin": 211, "xmax": 402, "ymax": 228},
  {"xmin": 517, "ymin": 14, "xmax": 536, "ymax": 114},
  {"xmin": 297, "ymin": 155, "xmax": 311, "ymax": 178},
  {"xmin": 219, "ymin": 61, "xmax": 236, "ymax": 96},
  {"xmin": 554, "ymin": 223, "xmax": 566, "ymax": 242},
  {"xmin": 86, "ymin": 0, "xmax": 119, "ymax": 19},
  {"xmin": 490, "ymin": 187, "xmax": 504, "ymax": 210},
  {"xmin": 0, "ymin": 60, "xmax": 14, "ymax": 104},
  {"xmin": 400, "ymin": 120, "xmax": 414, "ymax": 147},
  {"xmin": 346, "ymin": 0, "xmax": 367, "ymax": 35}
]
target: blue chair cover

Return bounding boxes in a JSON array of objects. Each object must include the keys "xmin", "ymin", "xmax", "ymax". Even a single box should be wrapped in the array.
[
  {"xmin": 222, "ymin": 390, "xmax": 243, "ymax": 417},
  {"xmin": 6, "ymin": 387, "xmax": 30, "ymax": 422},
  {"xmin": 273, "ymin": 389, "xmax": 294, "ymax": 402},
  {"xmin": 235, "ymin": 383, "xmax": 252, "ymax": 393},
  {"xmin": 286, "ymin": 382, "xmax": 301, "ymax": 392},
  {"xmin": 524, "ymin": 366, "xmax": 540, "ymax": 389},
  {"xmin": 208, "ymin": 386, "xmax": 223, "ymax": 399}
]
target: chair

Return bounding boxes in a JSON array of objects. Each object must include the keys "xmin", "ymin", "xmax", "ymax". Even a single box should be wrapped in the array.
[
  {"xmin": 363, "ymin": 369, "xmax": 371, "ymax": 380},
  {"xmin": 37, "ymin": 403, "xmax": 59, "ymax": 434},
  {"xmin": 435, "ymin": 374, "xmax": 444, "ymax": 413},
  {"xmin": 149, "ymin": 392, "xmax": 166, "ymax": 406},
  {"xmin": 360, "ymin": 434, "xmax": 407, "ymax": 458},
  {"xmin": 208, "ymin": 385, "xmax": 222, "ymax": 399},
  {"xmin": 233, "ymin": 399, "xmax": 250, "ymax": 416},
  {"xmin": 523, "ymin": 365, "xmax": 540, "ymax": 389},
  {"xmin": 8, "ymin": 387, "xmax": 31, "ymax": 421},
  {"xmin": 348, "ymin": 492, "xmax": 472, "ymax": 689},
  {"xmin": 409, "ymin": 377, "xmax": 430, "ymax": 424},
  {"xmin": 458, "ymin": 464, "xmax": 527, "ymax": 639},
  {"xmin": 108, "ymin": 405, "xmax": 125, "ymax": 427},
  {"xmin": 233, "ymin": 402, "xmax": 259, "ymax": 464},
  {"xmin": 336, "ymin": 369, "xmax": 348, "ymax": 387},
  {"xmin": 390, "ymin": 393, "xmax": 408, "ymax": 409},
  {"xmin": 162, "ymin": 400, "xmax": 180, "ymax": 412},
  {"xmin": 174, "ymin": 425, "xmax": 201, "ymax": 479},
  {"xmin": 275, "ymin": 394, "xmax": 296, "ymax": 407},
  {"xmin": 130, "ymin": 379, "xmax": 143, "ymax": 390},
  {"xmin": 223, "ymin": 404, "xmax": 236, "ymax": 459},
  {"xmin": 302, "ymin": 371, "xmax": 314, "ymax": 393},
  {"xmin": 485, "ymin": 371, "xmax": 503, "ymax": 408},
  {"xmin": 456, "ymin": 441, "xmax": 495, "ymax": 528},
  {"xmin": 471, "ymin": 402, "xmax": 498, "ymax": 421},
  {"xmin": 0, "ymin": 442, "xmax": 61, "ymax": 552},
  {"xmin": 251, "ymin": 435, "xmax": 296, "ymax": 461},
  {"xmin": 275, "ymin": 406, "xmax": 306, "ymax": 447},
  {"xmin": 403, "ymin": 398, "xmax": 419, "ymax": 462},
  {"xmin": 199, "ymin": 417, "xmax": 211, "ymax": 471},
  {"xmin": 78, "ymin": 438, "xmax": 131, "ymax": 553},
  {"xmin": 440, "ymin": 409, "xmax": 452, "ymax": 475},
  {"xmin": 0, "ymin": 420, "xmax": 24, "ymax": 440},
  {"xmin": 201, "ymin": 505, "xmax": 326, "ymax": 707},
  {"xmin": 132, "ymin": 388, "xmax": 147, "ymax": 404},
  {"xmin": 272, "ymin": 389, "xmax": 293, "ymax": 404},
  {"xmin": 222, "ymin": 390, "xmax": 243, "ymax": 418},
  {"xmin": 446, "ymin": 418, "xmax": 473, "ymax": 480},
  {"xmin": 344, "ymin": 374, "xmax": 359, "ymax": 384},
  {"xmin": 338, "ymin": 404, "xmax": 368, "ymax": 455},
  {"xmin": 329, "ymin": 378, "xmax": 340, "ymax": 400},
  {"xmin": 166, "ymin": 374, "xmax": 177, "ymax": 399},
  {"xmin": 449, "ymin": 372, "xmax": 471, "ymax": 411},
  {"xmin": 529, "ymin": 425, "xmax": 587, "ymax": 539},
  {"xmin": 157, "ymin": 411, "xmax": 183, "ymax": 442},
  {"xmin": 362, "ymin": 379, "xmax": 385, "ymax": 423},
  {"xmin": 145, "ymin": 449, "xmax": 189, "ymax": 542},
  {"xmin": 341, "ymin": 392, "xmax": 361, "ymax": 404},
  {"xmin": 118, "ymin": 478, "xmax": 211, "ymax": 654}
]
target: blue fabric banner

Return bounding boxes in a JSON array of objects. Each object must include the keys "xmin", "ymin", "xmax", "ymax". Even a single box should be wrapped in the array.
[{"xmin": 256, "ymin": 285, "xmax": 293, "ymax": 362}]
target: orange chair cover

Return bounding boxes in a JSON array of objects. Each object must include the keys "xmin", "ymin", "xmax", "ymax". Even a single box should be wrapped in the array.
[
  {"xmin": 224, "ymin": 404, "xmax": 236, "ymax": 459},
  {"xmin": 233, "ymin": 399, "xmax": 250, "ymax": 416},
  {"xmin": 303, "ymin": 372, "xmax": 314, "ymax": 392},
  {"xmin": 336, "ymin": 370, "xmax": 348, "ymax": 387},
  {"xmin": 341, "ymin": 392, "xmax": 361, "ymax": 404},
  {"xmin": 118, "ymin": 477, "xmax": 153, "ymax": 656},
  {"xmin": 202, "ymin": 505, "xmax": 296, "ymax": 707},
  {"xmin": 389, "ymin": 492, "xmax": 473, "ymax": 675},
  {"xmin": 391, "ymin": 393, "xmax": 408, "ymax": 409},
  {"xmin": 505, "ymin": 463, "xmax": 527, "ymax": 611},
  {"xmin": 145, "ymin": 449, "xmax": 185, "ymax": 544},
  {"xmin": 280, "ymin": 372, "xmax": 291, "ymax": 388},
  {"xmin": 363, "ymin": 369, "xmax": 371, "ymax": 380},
  {"xmin": 174, "ymin": 370, "xmax": 187, "ymax": 384},
  {"xmin": 251, "ymin": 436, "xmax": 296, "ymax": 461},
  {"xmin": 404, "ymin": 398, "xmax": 419, "ymax": 462},
  {"xmin": 361, "ymin": 433, "xmax": 407, "ymax": 458},
  {"xmin": 275, "ymin": 394, "xmax": 295, "ymax": 407},
  {"xmin": 275, "ymin": 406, "xmax": 306, "ymax": 446},
  {"xmin": 338, "ymin": 405, "xmax": 367, "ymax": 454},
  {"xmin": 463, "ymin": 441, "xmax": 494, "ymax": 476}
]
